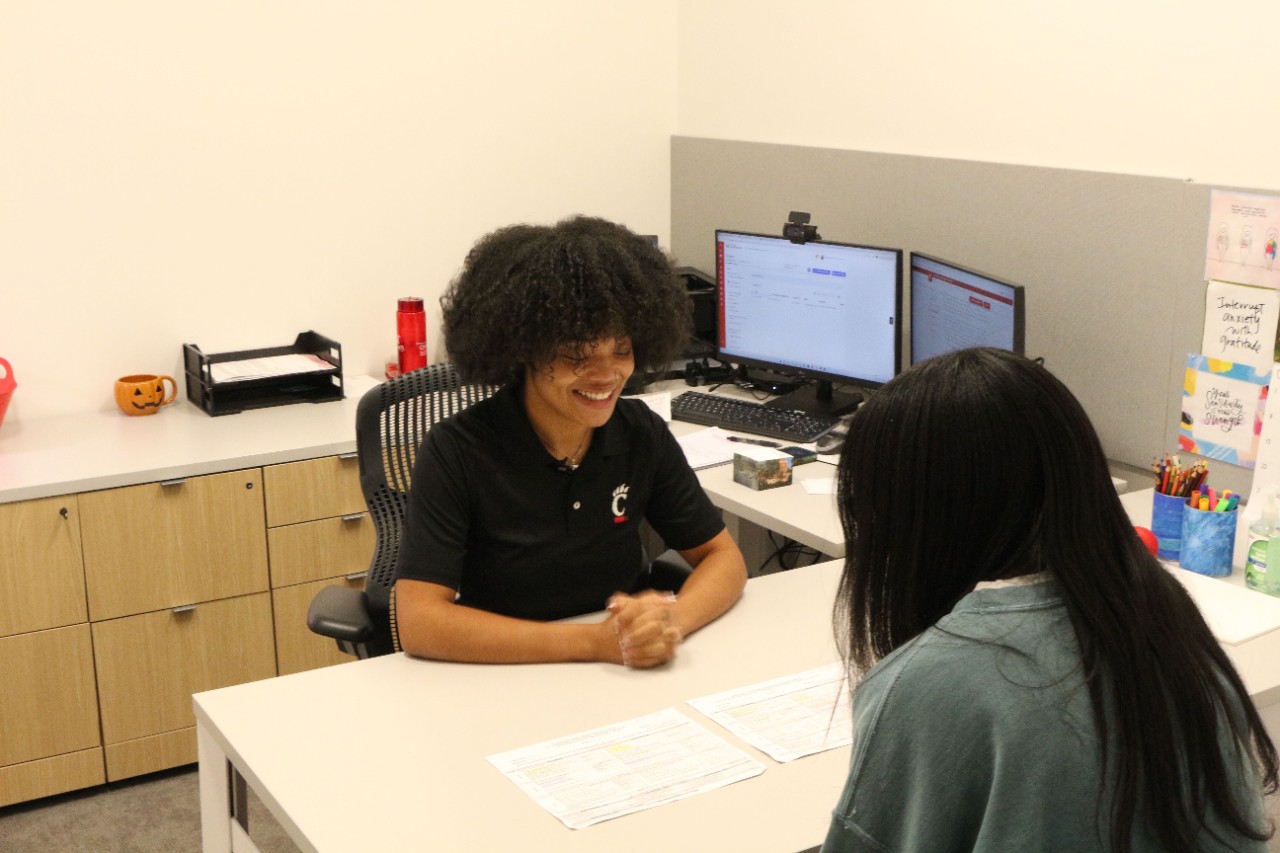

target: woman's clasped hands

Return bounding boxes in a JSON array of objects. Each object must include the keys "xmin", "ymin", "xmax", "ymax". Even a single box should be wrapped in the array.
[{"xmin": 605, "ymin": 590, "xmax": 682, "ymax": 669}]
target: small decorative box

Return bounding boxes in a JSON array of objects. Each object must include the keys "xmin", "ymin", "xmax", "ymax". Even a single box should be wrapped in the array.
[{"xmin": 732, "ymin": 447, "xmax": 794, "ymax": 491}]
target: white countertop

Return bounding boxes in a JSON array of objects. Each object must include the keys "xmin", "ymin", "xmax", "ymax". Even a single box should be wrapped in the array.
[{"xmin": 0, "ymin": 375, "xmax": 379, "ymax": 504}]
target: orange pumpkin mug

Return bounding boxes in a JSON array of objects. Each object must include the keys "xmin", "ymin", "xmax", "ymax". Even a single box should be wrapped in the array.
[{"xmin": 114, "ymin": 374, "xmax": 178, "ymax": 416}]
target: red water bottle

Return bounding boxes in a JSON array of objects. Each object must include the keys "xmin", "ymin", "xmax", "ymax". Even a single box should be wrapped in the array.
[{"xmin": 397, "ymin": 297, "xmax": 427, "ymax": 374}]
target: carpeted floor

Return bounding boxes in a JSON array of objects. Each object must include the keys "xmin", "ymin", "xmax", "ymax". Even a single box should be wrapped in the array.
[
  {"xmin": 4, "ymin": 764, "xmax": 1280, "ymax": 852},
  {"xmin": 0, "ymin": 766, "xmax": 299, "ymax": 853}
]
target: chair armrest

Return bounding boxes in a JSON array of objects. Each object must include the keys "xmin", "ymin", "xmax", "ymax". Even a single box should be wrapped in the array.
[
  {"xmin": 307, "ymin": 585, "xmax": 374, "ymax": 643},
  {"xmin": 644, "ymin": 549, "xmax": 694, "ymax": 594}
]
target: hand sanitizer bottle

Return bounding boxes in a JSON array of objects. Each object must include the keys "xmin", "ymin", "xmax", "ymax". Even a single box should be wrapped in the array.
[{"xmin": 1246, "ymin": 490, "xmax": 1280, "ymax": 594}]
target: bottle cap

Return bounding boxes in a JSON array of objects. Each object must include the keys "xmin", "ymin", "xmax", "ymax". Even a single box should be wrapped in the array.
[{"xmin": 398, "ymin": 297, "xmax": 424, "ymax": 311}]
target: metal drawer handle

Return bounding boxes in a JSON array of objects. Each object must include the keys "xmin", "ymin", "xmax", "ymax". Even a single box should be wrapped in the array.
[
  {"xmin": 340, "ymin": 513, "xmax": 366, "ymax": 522},
  {"xmin": 172, "ymin": 604, "xmax": 197, "ymax": 615},
  {"xmin": 337, "ymin": 452, "xmax": 358, "ymax": 460},
  {"xmin": 159, "ymin": 478, "xmax": 187, "ymax": 488},
  {"xmin": 345, "ymin": 572, "xmax": 369, "ymax": 581}
]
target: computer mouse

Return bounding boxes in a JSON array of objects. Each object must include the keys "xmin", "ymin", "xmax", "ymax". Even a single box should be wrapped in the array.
[{"xmin": 815, "ymin": 415, "xmax": 853, "ymax": 455}]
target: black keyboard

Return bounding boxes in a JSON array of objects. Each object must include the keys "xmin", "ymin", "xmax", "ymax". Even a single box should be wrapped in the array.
[{"xmin": 671, "ymin": 391, "xmax": 839, "ymax": 443}]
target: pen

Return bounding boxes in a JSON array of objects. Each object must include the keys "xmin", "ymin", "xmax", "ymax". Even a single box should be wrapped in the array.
[{"xmin": 727, "ymin": 436, "xmax": 781, "ymax": 447}]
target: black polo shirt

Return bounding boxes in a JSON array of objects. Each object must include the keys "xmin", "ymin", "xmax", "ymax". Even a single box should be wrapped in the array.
[{"xmin": 394, "ymin": 385, "xmax": 724, "ymax": 621}]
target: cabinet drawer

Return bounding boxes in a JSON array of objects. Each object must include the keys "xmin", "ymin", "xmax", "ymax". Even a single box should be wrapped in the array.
[
  {"xmin": 267, "ymin": 513, "xmax": 375, "ymax": 587},
  {"xmin": 264, "ymin": 455, "xmax": 364, "ymax": 527},
  {"xmin": 80, "ymin": 469, "xmax": 269, "ymax": 620},
  {"xmin": 273, "ymin": 576, "xmax": 366, "ymax": 676},
  {"xmin": 104, "ymin": 728, "xmax": 197, "ymax": 782},
  {"xmin": 0, "ymin": 624, "xmax": 100, "ymax": 768},
  {"xmin": 0, "ymin": 495, "xmax": 87, "ymax": 637},
  {"xmin": 92, "ymin": 592, "xmax": 277, "ymax": 746},
  {"xmin": 0, "ymin": 748, "xmax": 104, "ymax": 808}
]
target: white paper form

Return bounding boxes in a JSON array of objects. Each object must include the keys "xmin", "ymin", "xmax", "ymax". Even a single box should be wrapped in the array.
[
  {"xmin": 487, "ymin": 708, "xmax": 765, "ymax": 830},
  {"xmin": 687, "ymin": 663, "xmax": 852, "ymax": 763}
]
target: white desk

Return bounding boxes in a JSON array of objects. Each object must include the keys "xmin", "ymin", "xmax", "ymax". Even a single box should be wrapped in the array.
[
  {"xmin": 195, "ymin": 562, "xmax": 848, "ymax": 853},
  {"xmin": 197, "ymin": 488, "xmax": 1280, "ymax": 852},
  {"xmin": 1120, "ymin": 488, "xmax": 1280, "ymax": 717}
]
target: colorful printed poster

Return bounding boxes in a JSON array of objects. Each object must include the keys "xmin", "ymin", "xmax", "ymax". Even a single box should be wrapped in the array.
[
  {"xmin": 1205, "ymin": 190, "xmax": 1280, "ymax": 289},
  {"xmin": 1201, "ymin": 280, "xmax": 1280, "ymax": 371},
  {"xmin": 1179, "ymin": 355, "xmax": 1271, "ymax": 468}
]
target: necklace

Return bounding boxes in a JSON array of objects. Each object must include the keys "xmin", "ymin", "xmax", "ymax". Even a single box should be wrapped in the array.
[{"xmin": 538, "ymin": 430, "xmax": 590, "ymax": 471}]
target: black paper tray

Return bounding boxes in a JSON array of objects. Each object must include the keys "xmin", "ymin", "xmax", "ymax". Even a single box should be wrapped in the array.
[{"xmin": 183, "ymin": 331, "xmax": 344, "ymax": 416}]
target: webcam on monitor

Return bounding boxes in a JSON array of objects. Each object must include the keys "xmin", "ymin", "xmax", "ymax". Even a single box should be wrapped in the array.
[{"xmin": 783, "ymin": 211, "xmax": 820, "ymax": 244}]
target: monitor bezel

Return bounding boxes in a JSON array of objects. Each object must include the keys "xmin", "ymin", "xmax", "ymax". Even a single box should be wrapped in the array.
[
  {"xmin": 908, "ymin": 251, "xmax": 1026, "ymax": 365},
  {"xmin": 714, "ymin": 229, "xmax": 904, "ymax": 394}
]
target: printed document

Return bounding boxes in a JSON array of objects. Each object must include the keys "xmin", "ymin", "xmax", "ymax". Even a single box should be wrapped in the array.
[
  {"xmin": 487, "ymin": 708, "xmax": 765, "ymax": 830},
  {"xmin": 687, "ymin": 663, "xmax": 852, "ymax": 763}
]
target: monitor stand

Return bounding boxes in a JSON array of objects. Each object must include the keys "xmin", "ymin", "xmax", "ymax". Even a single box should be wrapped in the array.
[{"xmin": 765, "ymin": 380, "xmax": 863, "ymax": 419}]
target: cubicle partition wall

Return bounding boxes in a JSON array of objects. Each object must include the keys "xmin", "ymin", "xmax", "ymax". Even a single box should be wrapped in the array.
[{"xmin": 671, "ymin": 136, "xmax": 1267, "ymax": 496}]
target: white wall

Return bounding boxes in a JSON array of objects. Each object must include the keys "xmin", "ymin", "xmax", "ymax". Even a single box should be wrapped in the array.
[
  {"xmin": 677, "ymin": 1, "xmax": 1280, "ymax": 190},
  {"xmin": 0, "ymin": 2, "xmax": 677, "ymax": 423}
]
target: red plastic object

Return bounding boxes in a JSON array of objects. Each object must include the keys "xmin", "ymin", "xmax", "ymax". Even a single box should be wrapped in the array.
[
  {"xmin": 0, "ymin": 357, "xmax": 15, "ymax": 431},
  {"xmin": 1134, "ymin": 526, "xmax": 1159, "ymax": 557},
  {"xmin": 397, "ymin": 297, "xmax": 427, "ymax": 374}
]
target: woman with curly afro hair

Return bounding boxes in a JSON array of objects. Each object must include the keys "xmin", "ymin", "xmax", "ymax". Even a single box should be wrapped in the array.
[{"xmin": 394, "ymin": 216, "xmax": 747, "ymax": 668}]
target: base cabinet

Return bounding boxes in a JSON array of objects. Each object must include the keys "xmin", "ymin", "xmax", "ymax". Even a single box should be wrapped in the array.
[
  {"xmin": 0, "ymin": 625, "xmax": 104, "ymax": 806},
  {"xmin": 265, "ymin": 455, "xmax": 373, "ymax": 676},
  {"xmin": 93, "ymin": 593, "xmax": 277, "ymax": 781},
  {"xmin": 0, "ymin": 451, "xmax": 372, "ymax": 804}
]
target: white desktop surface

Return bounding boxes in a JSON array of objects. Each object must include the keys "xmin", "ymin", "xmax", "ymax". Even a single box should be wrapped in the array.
[
  {"xmin": 1121, "ymin": 487, "xmax": 1280, "ymax": 708},
  {"xmin": 195, "ymin": 562, "xmax": 848, "ymax": 853},
  {"xmin": 0, "ymin": 375, "xmax": 379, "ymax": 504}
]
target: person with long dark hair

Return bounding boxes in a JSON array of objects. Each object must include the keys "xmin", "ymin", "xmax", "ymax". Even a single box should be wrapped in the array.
[
  {"xmin": 394, "ymin": 215, "xmax": 747, "ymax": 668},
  {"xmin": 823, "ymin": 347, "xmax": 1276, "ymax": 852}
]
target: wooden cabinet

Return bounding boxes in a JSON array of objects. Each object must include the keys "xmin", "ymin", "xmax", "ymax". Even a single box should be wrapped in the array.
[
  {"xmin": 0, "ymin": 451, "xmax": 368, "ymax": 800},
  {"xmin": 265, "ymin": 455, "xmax": 374, "ymax": 676},
  {"xmin": 79, "ymin": 468, "xmax": 276, "ymax": 782},
  {"xmin": 0, "ymin": 625, "xmax": 104, "ymax": 807},
  {"xmin": 0, "ymin": 495, "xmax": 87, "ymax": 636},
  {"xmin": 0, "ymin": 497, "xmax": 104, "ymax": 807},
  {"xmin": 93, "ymin": 593, "xmax": 277, "ymax": 780},
  {"xmin": 80, "ymin": 470, "xmax": 270, "ymax": 621}
]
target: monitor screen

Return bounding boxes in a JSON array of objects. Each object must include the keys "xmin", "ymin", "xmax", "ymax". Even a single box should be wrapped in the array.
[
  {"xmin": 909, "ymin": 253, "xmax": 1025, "ymax": 364},
  {"xmin": 716, "ymin": 230, "xmax": 902, "ymax": 417}
]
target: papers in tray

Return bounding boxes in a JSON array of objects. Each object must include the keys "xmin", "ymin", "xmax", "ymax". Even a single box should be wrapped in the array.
[{"xmin": 209, "ymin": 353, "xmax": 333, "ymax": 384}]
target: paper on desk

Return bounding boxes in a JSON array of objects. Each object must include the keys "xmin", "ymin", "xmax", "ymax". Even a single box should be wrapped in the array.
[
  {"xmin": 209, "ymin": 353, "xmax": 332, "ymax": 383},
  {"xmin": 487, "ymin": 707, "xmax": 765, "ymax": 830},
  {"xmin": 687, "ymin": 663, "xmax": 852, "ymax": 763},
  {"xmin": 801, "ymin": 477, "xmax": 836, "ymax": 495},
  {"xmin": 675, "ymin": 426, "xmax": 738, "ymax": 470}
]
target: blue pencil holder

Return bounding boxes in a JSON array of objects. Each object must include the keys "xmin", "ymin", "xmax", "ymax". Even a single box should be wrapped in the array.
[
  {"xmin": 1151, "ymin": 491, "xmax": 1185, "ymax": 561},
  {"xmin": 1179, "ymin": 505, "xmax": 1236, "ymax": 578}
]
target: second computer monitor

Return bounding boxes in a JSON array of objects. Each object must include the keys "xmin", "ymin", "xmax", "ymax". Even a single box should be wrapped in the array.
[
  {"xmin": 716, "ymin": 229, "xmax": 902, "ymax": 417},
  {"xmin": 909, "ymin": 253, "xmax": 1025, "ymax": 364}
]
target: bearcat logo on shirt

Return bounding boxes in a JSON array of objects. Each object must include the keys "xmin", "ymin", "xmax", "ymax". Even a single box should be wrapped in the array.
[{"xmin": 611, "ymin": 484, "xmax": 629, "ymax": 524}]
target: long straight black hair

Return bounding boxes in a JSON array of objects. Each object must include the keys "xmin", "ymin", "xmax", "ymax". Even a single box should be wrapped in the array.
[{"xmin": 833, "ymin": 347, "xmax": 1277, "ymax": 853}]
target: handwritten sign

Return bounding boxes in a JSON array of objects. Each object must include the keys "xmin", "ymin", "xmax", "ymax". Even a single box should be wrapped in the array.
[
  {"xmin": 1201, "ymin": 280, "xmax": 1280, "ymax": 371},
  {"xmin": 1179, "ymin": 355, "xmax": 1271, "ymax": 468},
  {"xmin": 1205, "ymin": 190, "xmax": 1280, "ymax": 289}
]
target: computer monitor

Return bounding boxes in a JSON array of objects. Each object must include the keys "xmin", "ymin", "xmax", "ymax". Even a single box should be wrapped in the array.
[
  {"xmin": 716, "ymin": 229, "xmax": 903, "ymax": 417},
  {"xmin": 909, "ymin": 253, "xmax": 1025, "ymax": 364}
]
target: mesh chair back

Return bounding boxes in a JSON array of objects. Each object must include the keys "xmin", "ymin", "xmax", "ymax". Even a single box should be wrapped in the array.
[{"xmin": 355, "ymin": 363, "xmax": 500, "ymax": 655}]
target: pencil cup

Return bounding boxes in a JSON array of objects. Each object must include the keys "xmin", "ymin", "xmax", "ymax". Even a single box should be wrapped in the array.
[
  {"xmin": 1179, "ymin": 505, "xmax": 1236, "ymax": 578},
  {"xmin": 1151, "ymin": 491, "xmax": 1185, "ymax": 561}
]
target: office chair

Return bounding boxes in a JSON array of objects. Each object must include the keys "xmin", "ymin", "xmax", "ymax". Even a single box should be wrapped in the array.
[
  {"xmin": 306, "ymin": 362, "xmax": 694, "ymax": 659},
  {"xmin": 306, "ymin": 363, "xmax": 500, "ymax": 658}
]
